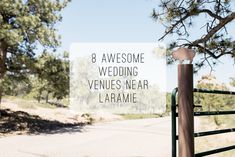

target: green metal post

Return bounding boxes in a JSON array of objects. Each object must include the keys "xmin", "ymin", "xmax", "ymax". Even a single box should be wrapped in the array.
[{"xmin": 171, "ymin": 88, "xmax": 178, "ymax": 157}]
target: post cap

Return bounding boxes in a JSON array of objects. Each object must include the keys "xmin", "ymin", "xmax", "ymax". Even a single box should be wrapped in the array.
[{"xmin": 172, "ymin": 48, "xmax": 195, "ymax": 64}]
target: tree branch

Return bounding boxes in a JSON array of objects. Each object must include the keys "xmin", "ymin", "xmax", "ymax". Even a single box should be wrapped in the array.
[
  {"xmin": 159, "ymin": 12, "xmax": 191, "ymax": 41},
  {"xmin": 197, "ymin": 9, "xmax": 223, "ymax": 21},
  {"xmin": 191, "ymin": 12, "xmax": 235, "ymax": 46}
]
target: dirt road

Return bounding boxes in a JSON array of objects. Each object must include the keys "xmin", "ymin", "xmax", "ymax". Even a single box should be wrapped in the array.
[{"xmin": 0, "ymin": 117, "xmax": 172, "ymax": 157}]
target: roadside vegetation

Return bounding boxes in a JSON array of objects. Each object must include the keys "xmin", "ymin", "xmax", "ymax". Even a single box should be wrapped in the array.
[
  {"xmin": 1, "ymin": 52, "xmax": 70, "ymax": 110},
  {"xmin": 119, "ymin": 114, "xmax": 163, "ymax": 120}
]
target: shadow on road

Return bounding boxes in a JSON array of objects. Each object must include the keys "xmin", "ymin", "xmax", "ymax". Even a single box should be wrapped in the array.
[{"xmin": 0, "ymin": 109, "xmax": 85, "ymax": 136}]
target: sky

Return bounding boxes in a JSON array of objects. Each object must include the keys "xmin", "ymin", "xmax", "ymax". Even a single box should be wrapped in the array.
[{"xmin": 55, "ymin": 0, "xmax": 235, "ymax": 92}]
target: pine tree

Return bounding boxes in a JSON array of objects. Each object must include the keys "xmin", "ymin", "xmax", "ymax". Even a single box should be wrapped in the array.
[
  {"xmin": 153, "ymin": 0, "xmax": 235, "ymax": 71},
  {"xmin": 0, "ymin": 0, "xmax": 70, "ymax": 102}
]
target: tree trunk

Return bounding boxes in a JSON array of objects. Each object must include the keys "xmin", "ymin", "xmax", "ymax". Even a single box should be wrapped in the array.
[
  {"xmin": 37, "ymin": 90, "xmax": 42, "ymax": 103},
  {"xmin": 46, "ymin": 94, "xmax": 48, "ymax": 103},
  {"xmin": 0, "ymin": 88, "xmax": 1, "ymax": 114},
  {"xmin": 0, "ymin": 41, "xmax": 7, "ymax": 105},
  {"xmin": 46, "ymin": 92, "xmax": 50, "ymax": 103}
]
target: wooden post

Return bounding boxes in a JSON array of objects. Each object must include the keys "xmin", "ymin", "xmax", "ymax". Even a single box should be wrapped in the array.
[{"xmin": 178, "ymin": 64, "xmax": 194, "ymax": 157}]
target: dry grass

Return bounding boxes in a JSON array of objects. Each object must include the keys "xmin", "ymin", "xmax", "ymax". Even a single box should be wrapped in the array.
[{"xmin": 195, "ymin": 116, "xmax": 235, "ymax": 157}]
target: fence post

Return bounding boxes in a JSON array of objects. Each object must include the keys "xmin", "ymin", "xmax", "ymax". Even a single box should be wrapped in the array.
[
  {"xmin": 178, "ymin": 64, "xmax": 194, "ymax": 157},
  {"xmin": 171, "ymin": 88, "xmax": 178, "ymax": 157}
]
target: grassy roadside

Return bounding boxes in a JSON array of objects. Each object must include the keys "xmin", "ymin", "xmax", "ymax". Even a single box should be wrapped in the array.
[
  {"xmin": 119, "ymin": 113, "xmax": 164, "ymax": 120},
  {"xmin": 195, "ymin": 116, "xmax": 235, "ymax": 157},
  {"xmin": 2, "ymin": 96, "xmax": 68, "ymax": 109}
]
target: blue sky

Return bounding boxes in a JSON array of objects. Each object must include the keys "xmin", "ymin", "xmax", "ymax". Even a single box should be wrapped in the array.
[{"xmin": 56, "ymin": 0, "xmax": 235, "ymax": 91}]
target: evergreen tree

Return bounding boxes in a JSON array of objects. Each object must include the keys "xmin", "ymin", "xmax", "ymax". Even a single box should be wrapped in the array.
[
  {"xmin": 32, "ymin": 51, "xmax": 69, "ymax": 103},
  {"xmin": 0, "ymin": 0, "xmax": 70, "ymax": 102}
]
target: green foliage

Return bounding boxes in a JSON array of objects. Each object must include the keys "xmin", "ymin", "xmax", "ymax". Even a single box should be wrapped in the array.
[
  {"xmin": 31, "ymin": 51, "xmax": 69, "ymax": 102},
  {"xmin": 2, "ymin": 51, "xmax": 69, "ymax": 104},
  {"xmin": 230, "ymin": 77, "xmax": 235, "ymax": 87},
  {"xmin": 29, "ymin": 76, "xmax": 48, "ymax": 102},
  {"xmin": 195, "ymin": 84, "xmax": 228, "ymax": 111},
  {"xmin": 0, "ymin": 0, "xmax": 69, "ymax": 48},
  {"xmin": 2, "ymin": 74, "xmax": 31, "ymax": 96},
  {"xmin": 70, "ymin": 57, "xmax": 98, "ymax": 111},
  {"xmin": 194, "ymin": 75, "xmax": 235, "ymax": 126},
  {"xmin": 0, "ymin": 0, "xmax": 70, "ymax": 104},
  {"xmin": 165, "ymin": 92, "xmax": 171, "ymax": 115}
]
